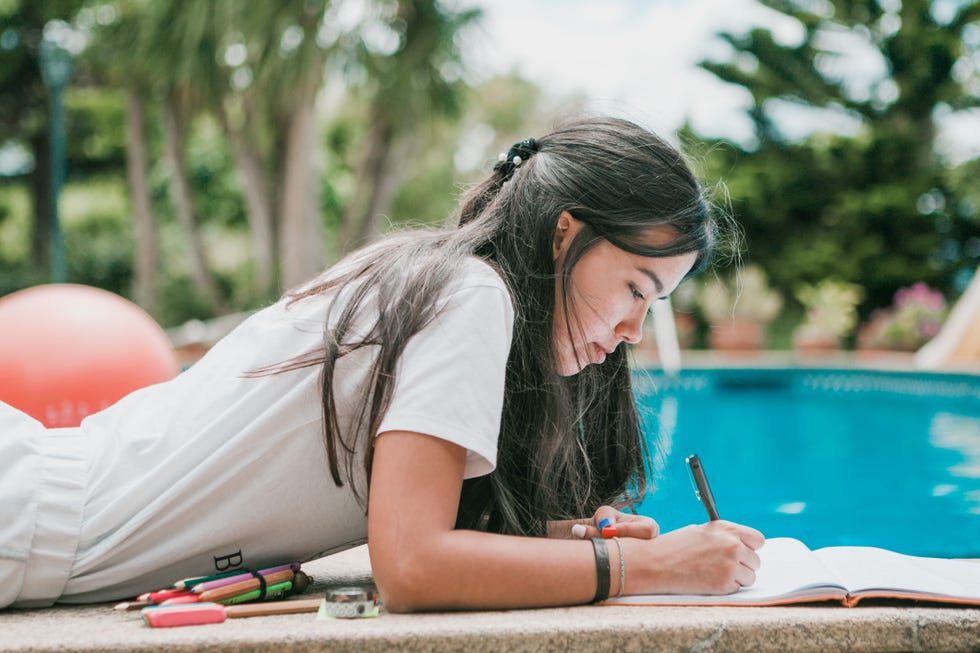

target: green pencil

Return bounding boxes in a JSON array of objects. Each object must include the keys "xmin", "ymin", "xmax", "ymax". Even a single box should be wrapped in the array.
[{"xmin": 217, "ymin": 580, "xmax": 293, "ymax": 605}]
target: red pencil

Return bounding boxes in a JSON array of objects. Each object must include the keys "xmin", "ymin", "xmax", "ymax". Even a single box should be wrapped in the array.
[
  {"xmin": 159, "ymin": 594, "xmax": 203, "ymax": 606},
  {"xmin": 139, "ymin": 588, "xmax": 194, "ymax": 603}
]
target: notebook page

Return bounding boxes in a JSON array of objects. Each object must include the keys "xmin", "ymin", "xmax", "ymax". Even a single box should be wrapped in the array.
[
  {"xmin": 816, "ymin": 546, "xmax": 980, "ymax": 600},
  {"xmin": 733, "ymin": 537, "xmax": 846, "ymax": 600}
]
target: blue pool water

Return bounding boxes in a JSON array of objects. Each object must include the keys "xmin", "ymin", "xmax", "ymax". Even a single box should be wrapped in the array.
[{"xmin": 634, "ymin": 368, "xmax": 980, "ymax": 558}]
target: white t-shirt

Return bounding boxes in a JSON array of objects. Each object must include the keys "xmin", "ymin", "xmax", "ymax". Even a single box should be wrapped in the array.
[{"xmin": 58, "ymin": 257, "xmax": 514, "ymax": 602}]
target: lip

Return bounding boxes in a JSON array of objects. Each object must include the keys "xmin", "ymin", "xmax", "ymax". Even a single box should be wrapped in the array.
[{"xmin": 591, "ymin": 342, "xmax": 611, "ymax": 363}]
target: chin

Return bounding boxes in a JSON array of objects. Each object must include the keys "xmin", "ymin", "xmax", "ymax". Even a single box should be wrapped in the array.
[
  {"xmin": 557, "ymin": 365, "xmax": 580, "ymax": 377},
  {"xmin": 556, "ymin": 353, "xmax": 599, "ymax": 376}
]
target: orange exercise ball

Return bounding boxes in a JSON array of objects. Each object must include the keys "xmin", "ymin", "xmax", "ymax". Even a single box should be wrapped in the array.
[{"xmin": 0, "ymin": 284, "xmax": 179, "ymax": 427}]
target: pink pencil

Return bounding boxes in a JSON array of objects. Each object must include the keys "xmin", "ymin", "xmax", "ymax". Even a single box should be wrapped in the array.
[{"xmin": 190, "ymin": 563, "xmax": 300, "ymax": 593}]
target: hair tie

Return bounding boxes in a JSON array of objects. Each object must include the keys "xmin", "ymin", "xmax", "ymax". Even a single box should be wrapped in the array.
[{"xmin": 493, "ymin": 137, "xmax": 538, "ymax": 178}]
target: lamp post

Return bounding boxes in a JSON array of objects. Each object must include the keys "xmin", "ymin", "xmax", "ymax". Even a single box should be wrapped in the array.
[{"xmin": 38, "ymin": 39, "xmax": 73, "ymax": 284}]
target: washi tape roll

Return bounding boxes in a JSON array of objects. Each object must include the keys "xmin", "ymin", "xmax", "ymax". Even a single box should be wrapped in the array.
[{"xmin": 317, "ymin": 587, "xmax": 380, "ymax": 619}]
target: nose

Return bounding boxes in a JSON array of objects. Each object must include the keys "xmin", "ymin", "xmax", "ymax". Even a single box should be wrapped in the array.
[{"xmin": 616, "ymin": 306, "xmax": 646, "ymax": 345}]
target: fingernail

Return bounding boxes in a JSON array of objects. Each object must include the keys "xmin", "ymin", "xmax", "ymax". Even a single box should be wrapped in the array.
[
  {"xmin": 571, "ymin": 524, "xmax": 587, "ymax": 539},
  {"xmin": 598, "ymin": 518, "xmax": 619, "ymax": 538}
]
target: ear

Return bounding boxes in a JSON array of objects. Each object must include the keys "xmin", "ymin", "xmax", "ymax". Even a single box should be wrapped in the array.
[{"xmin": 552, "ymin": 211, "xmax": 579, "ymax": 261}]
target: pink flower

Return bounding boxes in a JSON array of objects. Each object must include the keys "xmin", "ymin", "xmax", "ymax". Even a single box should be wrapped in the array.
[{"xmin": 894, "ymin": 283, "xmax": 946, "ymax": 312}]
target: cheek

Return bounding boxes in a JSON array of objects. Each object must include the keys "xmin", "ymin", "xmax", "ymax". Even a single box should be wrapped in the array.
[{"xmin": 562, "ymin": 294, "xmax": 621, "ymax": 341}]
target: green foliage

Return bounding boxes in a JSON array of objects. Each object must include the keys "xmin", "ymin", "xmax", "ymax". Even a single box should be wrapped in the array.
[
  {"xmin": 389, "ymin": 151, "xmax": 457, "ymax": 227},
  {"xmin": 183, "ymin": 116, "xmax": 246, "ymax": 230},
  {"xmin": 4, "ymin": 0, "xmax": 972, "ymax": 349},
  {"xmin": 696, "ymin": 0, "xmax": 980, "ymax": 328},
  {"xmin": 64, "ymin": 88, "xmax": 126, "ymax": 176},
  {"xmin": 19, "ymin": 176, "xmax": 134, "ymax": 294},
  {"xmin": 0, "ymin": 182, "xmax": 29, "ymax": 255},
  {"xmin": 64, "ymin": 208, "xmax": 133, "ymax": 295},
  {"xmin": 795, "ymin": 279, "xmax": 864, "ymax": 339},
  {"xmin": 353, "ymin": 0, "xmax": 480, "ymax": 129},
  {"xmin": 155, "ymin": 271, "xmax": 221, "ymax": 328}
]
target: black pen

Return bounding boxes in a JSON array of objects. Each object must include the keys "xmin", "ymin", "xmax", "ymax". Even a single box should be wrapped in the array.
[{"xmin": 686, "ymin": 454, "xmax": 720, "ymax": 521}]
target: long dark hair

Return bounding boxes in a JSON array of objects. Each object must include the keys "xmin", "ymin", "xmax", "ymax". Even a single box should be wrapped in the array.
[{"xmin": 268, "ymin": 116, "xmax": 720, "ymax": 536}]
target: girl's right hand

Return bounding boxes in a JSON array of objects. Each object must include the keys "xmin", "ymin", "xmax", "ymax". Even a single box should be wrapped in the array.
[{"xmin": 627, "ymin": 520, "xmax": 764, "ymax": 595}]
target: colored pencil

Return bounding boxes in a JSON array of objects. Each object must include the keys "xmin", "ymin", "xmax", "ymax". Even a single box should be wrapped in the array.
[
  {"xmin": 114, "ymin": 600, "xmax": 154, "ymax": 611},
  {"xmin": 189, "ymin": 563, "xmax": 300, "ymax": 593},
  {"xmin": 217, "ymin": 580, "xmax": 293, "ymax": 605},
  {"xmin": 159, "ymin": 594, "xmax": 203, "ymax": 606},
  {"xmin": 196, "ymin": 570, "xmax": 294, "ymax": 603},
  {"xmin": 141, "ymin": 598, "xmax": 323, "ymax": 627},
  {"xmin": 224, "ymin": 598, "xmax": 323, "ymax": 618},
  {"xmin": 172, "ymin": 568, "xmax": 252, "ymax": 590},
  {"xmin": 138, "ymin": 588, "xmax": 194, "ymax": 603}
]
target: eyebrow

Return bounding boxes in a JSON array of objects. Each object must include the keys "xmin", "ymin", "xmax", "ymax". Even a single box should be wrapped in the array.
[{"xmin": 638, "ymin": 267, "xmax": 665, "ymax": 296}]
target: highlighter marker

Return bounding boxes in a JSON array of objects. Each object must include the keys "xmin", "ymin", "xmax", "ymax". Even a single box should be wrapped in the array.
[
  {"xmin": 598, "ymin": 518, "xmax": 618, "ymax": 539},
  {"xmin": 141, "ymin": 603, "xmax": 227, "ymax": 628}
]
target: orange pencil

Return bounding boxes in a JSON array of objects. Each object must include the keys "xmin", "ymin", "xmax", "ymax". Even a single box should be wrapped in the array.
[{"xmin": 197, "ymin": 569, "xmax": 294, "ymax": 603}]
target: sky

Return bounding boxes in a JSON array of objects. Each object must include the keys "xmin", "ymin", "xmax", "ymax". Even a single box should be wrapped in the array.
[{"xmin": 457, "ymin": 0, "xmax": 980, "ymax": 163}]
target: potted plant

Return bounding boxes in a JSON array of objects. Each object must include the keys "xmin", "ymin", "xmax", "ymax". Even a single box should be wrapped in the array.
[
  {"xmin": 858, "ymin": 283, "xmax": 948, "ymax": 352},
  {"xmin": 792, "ymin": 280, "xmax": 864, "ymax": 355},
  {"xmin": 696, "ymin": 265, "xmax": 783, "ymax": 352}
]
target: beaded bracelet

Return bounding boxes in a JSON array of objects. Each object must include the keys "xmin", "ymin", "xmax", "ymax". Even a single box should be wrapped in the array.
[
  {"xmin": 590, "ymin": 537, "xmax": 610, "ymax": 603},
  {"xmin": 612, "ymin": 536, "xmax": 625, "ymax": 598}
]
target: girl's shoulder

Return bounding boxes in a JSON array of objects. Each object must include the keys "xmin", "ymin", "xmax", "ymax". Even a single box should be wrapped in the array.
[
  {"xmin": 447, "ymin": 257, "xmax": 514, "ymax": 318},
  {"xmin": 459, "ymin": 256, "xmax": 510, "ymax": 294},
  {"xmin": 425, "ymin": 257, "xmax": 515, "ymax": 342}
]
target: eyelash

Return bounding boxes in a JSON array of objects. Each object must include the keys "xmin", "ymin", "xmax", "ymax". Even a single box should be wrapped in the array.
[{"xmin": 630, "ymin": 284, "xmax": 645, "ymax": 300}]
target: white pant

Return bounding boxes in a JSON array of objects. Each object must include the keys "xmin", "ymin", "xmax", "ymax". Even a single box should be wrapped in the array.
[{"xmin": 1, "ymin": 403, "xmax": 87, "ymax": 609}]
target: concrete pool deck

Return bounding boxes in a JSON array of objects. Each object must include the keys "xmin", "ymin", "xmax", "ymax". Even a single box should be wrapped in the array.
[{"xmin": 3, "ymin": 545, "xmax": 979, "ymax": 653}]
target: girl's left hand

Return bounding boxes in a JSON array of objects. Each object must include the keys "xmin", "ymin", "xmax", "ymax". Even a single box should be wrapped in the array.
[{"xmin": 568, "ymin": 506, "xmax": 659, "ymax": 540}]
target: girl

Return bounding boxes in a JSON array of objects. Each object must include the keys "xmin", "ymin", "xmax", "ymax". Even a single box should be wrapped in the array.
[{"xmin": 1, "ymin": 116, "xmax": 763, "ymax": 611}]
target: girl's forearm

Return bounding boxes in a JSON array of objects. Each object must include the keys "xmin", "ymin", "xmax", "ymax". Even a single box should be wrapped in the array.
[{"xmin": 370, "ymin": 529, "xmax": 623, "ymax": 612}]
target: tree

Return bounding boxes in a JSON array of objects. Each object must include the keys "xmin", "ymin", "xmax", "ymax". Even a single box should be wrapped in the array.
[
  {"xmin": 337, "ymin": 0, "xmax": 479, "ymax": 254},
  {"xmin": 88, "ymin": 0, "xmax": 336, "ymax": 300},
  {"xmin": 0, "ymin": 0, "xmax": 86, "ymax": 276},
  {"xmin": 698, "ymin": 0, "xmax": 980, "ymax": 311},
  {"xmin": 3, "ymin": 0, "xmax": 493, "ymax": 319}
]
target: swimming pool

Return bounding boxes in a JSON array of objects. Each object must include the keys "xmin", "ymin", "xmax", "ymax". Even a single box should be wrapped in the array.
[{"xmin": 633, "ymin": 367, "xmax": 980, "ymax": 558}]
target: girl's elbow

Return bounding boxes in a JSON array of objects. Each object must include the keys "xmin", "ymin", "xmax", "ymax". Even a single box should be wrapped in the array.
[{"xmin": 371, "ymin": 553, "xmax": 436, "ymax": 613}]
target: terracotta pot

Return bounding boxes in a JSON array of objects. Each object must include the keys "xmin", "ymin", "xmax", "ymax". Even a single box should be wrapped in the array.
[
  {"xmin": 792, "ymin": 329, "xmax": 840, "ymax": 357},
  {"xmin": 708, "ymin": 319, "xmax": 765, "ymax": 351}
]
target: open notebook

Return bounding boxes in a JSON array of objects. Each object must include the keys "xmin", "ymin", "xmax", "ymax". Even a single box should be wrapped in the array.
[{"xmin": 606, "ymin": 537, "xmax": 980, "ymax": 607}]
